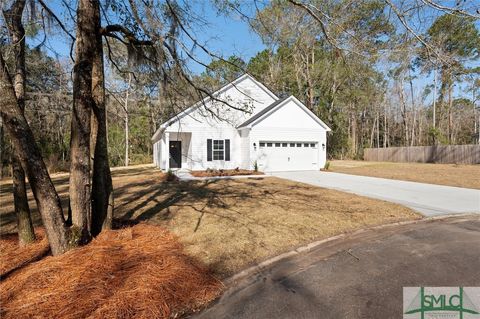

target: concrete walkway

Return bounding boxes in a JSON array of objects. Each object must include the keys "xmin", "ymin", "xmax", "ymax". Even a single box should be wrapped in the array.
[
  {"xmin": 193, "ymin": 215, "xmax": 480, "ymax": 319},
  {"xmin": 270, "ymin": 171, "xmax": 480, "ymax": 216}
]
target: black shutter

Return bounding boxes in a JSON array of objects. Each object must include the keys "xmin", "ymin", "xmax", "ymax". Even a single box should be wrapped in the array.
[
  {"xmin": 207, "ymin": 139, "xmax": 212, "ymax": 161},
  {"xmin": 225, "ymin": 139, "xmax": 230, "ymax": 161}
]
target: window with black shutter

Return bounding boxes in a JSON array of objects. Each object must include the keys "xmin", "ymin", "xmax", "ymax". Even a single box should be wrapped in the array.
[
  {"xmin": 208, "ymin": 139, "xmax": 230, "ymax": 161},
  {"xmin": 225, "ymin": 139, "xmax": 230, "ymax": 161},
  {"xmin": 207, "ymin": 139, "xmax": 212, "ymax": 161}
]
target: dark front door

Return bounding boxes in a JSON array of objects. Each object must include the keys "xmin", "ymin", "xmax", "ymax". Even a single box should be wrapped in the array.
[{"xmin": 169, "ymin": 141, "xmax": 182, "ymax": 168}]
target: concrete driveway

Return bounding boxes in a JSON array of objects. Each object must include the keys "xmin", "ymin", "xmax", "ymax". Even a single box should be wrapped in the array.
[
  {"xmin": 271, "ymin": 171, "xmax": 480, "ymax": 216},
  {"xmin": 193, "ymin": 215, "xmax": 480, "ymax": 319}
]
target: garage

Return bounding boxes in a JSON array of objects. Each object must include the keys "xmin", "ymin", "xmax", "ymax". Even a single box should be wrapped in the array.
[{"xmin": 257, "ymin": 141, "xmax": 319, "ymax": 171}]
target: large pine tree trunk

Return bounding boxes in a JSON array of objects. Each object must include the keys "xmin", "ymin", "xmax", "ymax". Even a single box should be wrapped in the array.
[
  {"xmin": 1, "ymin": 53, "xmax": 71, "ymax": 256},
  {"xmin": 4, "ymin": 0, "xmax": 36, "ymax": 245},
  {"xmin": 90, "ymin": 0, "xmax": 113, "ymax": 236},
  {"xmin": 69, "ymin": 0, "xmax": 97, "ymax": 241}
]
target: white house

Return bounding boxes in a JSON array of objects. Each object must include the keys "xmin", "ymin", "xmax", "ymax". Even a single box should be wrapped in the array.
[{"xmin": 151, "ymin": 74, "xmax": 331, "ymax": 172}]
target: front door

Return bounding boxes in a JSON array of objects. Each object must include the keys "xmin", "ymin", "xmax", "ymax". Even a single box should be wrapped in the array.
[{"xmin": 169, "ymin": 141, "xmax": 182, "ymax": 168}]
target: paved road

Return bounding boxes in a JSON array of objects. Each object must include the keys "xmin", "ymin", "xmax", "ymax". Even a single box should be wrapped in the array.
[
  {"xmin": 193, "ymin": 215, "xmax": 480, "ymax": 319},
  {"xmin": 270, "ymin": 171, "xmax": 480, "ymax": 216}
]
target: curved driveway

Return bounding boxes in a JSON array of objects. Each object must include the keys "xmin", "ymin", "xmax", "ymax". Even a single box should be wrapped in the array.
[
  {"xmin": 271, "ymin": 171, "xmax": 480, "ymax": 216},
  {"xmin": 193, "ymin": 215, "xmax": 480, "ymax": 319}
]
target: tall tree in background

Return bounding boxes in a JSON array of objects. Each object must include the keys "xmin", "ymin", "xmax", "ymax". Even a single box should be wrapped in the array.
[
  {"xmin": 3, "ymin": 0, "xmax": 36, "ymax": 245},
  {"xmin": 419, "ymin": 14, "xmax": 480, "ymax": 144},
  {"xmin": 203, "ymin": 55, "xmax": 246, "ymax": 85}
]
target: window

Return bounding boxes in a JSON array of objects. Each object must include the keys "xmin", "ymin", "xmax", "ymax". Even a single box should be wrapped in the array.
[
  {"xmin": 259, "ymin": 142, "xmax": 265, "ymax": 147},
  {"xmin": 267, "ymin": 143, "xmax": 273, "ymax": 147},
  {"xmin": 304, "ymin": 143, "xmax": 309, "ymax": 147},
  {"xmin": 275, "ymin": 143, "xmax": 281, "ymax": 147},
  {"xmin": 296, "ymin": 143, "xmax": 302, "ymax": 147},
  {"xmin": 282, "ymin": 143, "xmax": 288, "ymax": 147},
  {"xmin": 310, "ymin": 143, "xmax": 316, "ymax": 148},
  {"xmin": 290, "ymin": 143, "xmax": 295, "ymax": 147},
  {"xmin": 213, "ymin": 140, "xmax": 224, "ymax": 160}
]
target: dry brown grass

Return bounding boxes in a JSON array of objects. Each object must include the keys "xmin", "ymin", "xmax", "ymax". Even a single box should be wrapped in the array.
[
  {"xmin": 0, "ymin": 165, "xmax": 420, "ymax": 279},
  {"xmin": 0, "ymin": 224, "xmax": 222, "ymax": 319},
  {"xmin": 330, "ymin": 160, "xmax": 480, "ymax": 189},
  {"xmin": 191, "ymin": 169, "xmax": 263, "ymax": 177}
]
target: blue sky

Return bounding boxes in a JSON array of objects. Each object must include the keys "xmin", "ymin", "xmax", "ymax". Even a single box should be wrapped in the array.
[
  {"xmin": 180, "ymin": 2, "xmax": 266, "ymax": 74},
  {"xmin": 27, "ymin": 0, "xmax": 266, "ymax": 75}
]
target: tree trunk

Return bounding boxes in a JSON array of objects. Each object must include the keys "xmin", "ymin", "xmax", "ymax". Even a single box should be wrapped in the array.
[
  {"xmin": 4, "ymin": 0, "xmax": 36, "ymax": 245},
  {"xmin": 399, "ymin": 78, "xmax": 409, "ymax": 146},
  {"xmin": 433, "ymin": 67, "xmax": 436, "ymax": 130},
  {"xmin": 124, "ymin": 73, "xmax": 132, "ymax": 167},
  {"xmin": 69, "ymin": 0, "xmax": 97, "ymax": 242},
  {"xmin": 0, "ymin": 117, "xmax": 3, "ymax": 178},
  {"xmin": 409, "ymin": 69, "xmax": 416, "ymax": 146},
  {"xmin": 383, "ymin": 102, "xmax": 387, "ymax": 148},
  {"xmin": 1, "ymin": 53, "xmax": 71, "ymax": 255},
  {"xmin": 91, "ymin": 0, "xmax": 114, "ymax": 236},
  {"xmin": 448, "ymin": 82, "xmax": 453, "ymax": 144}
]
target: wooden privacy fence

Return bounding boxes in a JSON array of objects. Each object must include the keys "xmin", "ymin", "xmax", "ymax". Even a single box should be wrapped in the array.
[{"xmin": 363, "ymin": 145, "xmax": 480, "ymax": 164}]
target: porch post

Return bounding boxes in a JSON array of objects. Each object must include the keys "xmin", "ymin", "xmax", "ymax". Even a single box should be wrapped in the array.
[{"xmin": 165, "ymin": 132, "xmax": 170, "ymax": 171}]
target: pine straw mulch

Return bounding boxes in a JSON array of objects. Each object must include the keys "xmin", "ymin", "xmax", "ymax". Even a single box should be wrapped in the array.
[
  {"xmin": 0, "ymin": 224, "xmax": 223, "ymax": 319},
  {"xmin": 0, "ymin": 228, "xmax": 50, "ymax": 277}
]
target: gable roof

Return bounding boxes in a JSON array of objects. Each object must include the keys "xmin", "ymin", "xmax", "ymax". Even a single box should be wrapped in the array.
[
  {"xmin": 236, "ymin": 97, "xmax": 289, "ymax": 128},
  {"xmin": 237, "ymin": 95, "xmax": 331, "ymax": 131},
  {"xmin": 151, "ymin": 73, "xmax": 278, "ymax": 141}
]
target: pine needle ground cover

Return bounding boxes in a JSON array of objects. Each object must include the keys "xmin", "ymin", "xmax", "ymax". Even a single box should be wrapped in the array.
[{"xmin": 0, "ymin": 224, "xmax": 222, "ymax": 319}]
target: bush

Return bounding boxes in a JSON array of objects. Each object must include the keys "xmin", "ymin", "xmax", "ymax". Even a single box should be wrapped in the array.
[
  {"xmin": 253, "ymin": 161, "xmax": 258, "ymax": 172},
  {"xmin": 166, "ymin": 169, "xmax": 178, "ymax": 182},
  {"xmin": 323, "ymin": 161, "xmax": 330, "ymax": 171}
]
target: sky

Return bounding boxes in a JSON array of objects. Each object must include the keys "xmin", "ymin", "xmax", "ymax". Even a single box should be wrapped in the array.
[
  {"xmin": 26, "ymin": 0, "xmax": 266, "ymax": 75},
  {"xmin": 179, "ymin": 2, "xmax": 266, "ymax": 74}
]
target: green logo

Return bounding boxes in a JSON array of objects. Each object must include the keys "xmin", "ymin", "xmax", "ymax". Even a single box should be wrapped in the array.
[{"xmin": 404, "ymin": 287, "xmax": 480, "ymax": 319}]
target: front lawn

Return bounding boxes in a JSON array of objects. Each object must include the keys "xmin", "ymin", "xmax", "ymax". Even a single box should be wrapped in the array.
[
  {"xmin": 329, "ymin": 160, "xmax": 480, "ymax": 189},
  {"xmin": 0, "ymin": 165, "xmax": 419, "ymax": 278}
]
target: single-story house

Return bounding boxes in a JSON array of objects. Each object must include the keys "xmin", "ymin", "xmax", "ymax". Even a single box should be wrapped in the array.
[{"xmin": 151, "ymin": 74, "xmax": 331, "ymax": 172}]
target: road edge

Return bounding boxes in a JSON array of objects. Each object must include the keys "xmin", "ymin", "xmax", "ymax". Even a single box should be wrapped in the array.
[{"xmin": 224, "ymin": 213, "xmax": 479, "ymax": 286}]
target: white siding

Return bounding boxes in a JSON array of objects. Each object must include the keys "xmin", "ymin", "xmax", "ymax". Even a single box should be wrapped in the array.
[
  {"xmin": 166, "ymin": 76, "xmax": 277, "ymax": 132},
  {"xmin": 248, "ymin": 99, "xmax": 328, "ymax": 171},
  {"xmin": 253, "ymin": 99, "xmax": 322, "ymax": 129},
  {"xmin": 239, "ymin": 129, "xmax": 251, "ymax": 168},
  {"xmin": 180, "ymin": 127, "xmax": 242, "ymax": 170}
]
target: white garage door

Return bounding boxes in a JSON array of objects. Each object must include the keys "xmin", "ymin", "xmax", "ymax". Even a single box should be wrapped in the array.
[{"xmin": 257, "ymin": 141, "xmax": 318, "ymax": 171}]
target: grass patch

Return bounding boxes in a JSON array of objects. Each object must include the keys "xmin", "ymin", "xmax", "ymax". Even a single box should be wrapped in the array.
[
  {"xmin": 0, "ymin": 224, "xmax": 222, "ymax": 319},
  {"xmin": 330, "ymin": 160, "xmax": 480, "ymax": 189}
]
